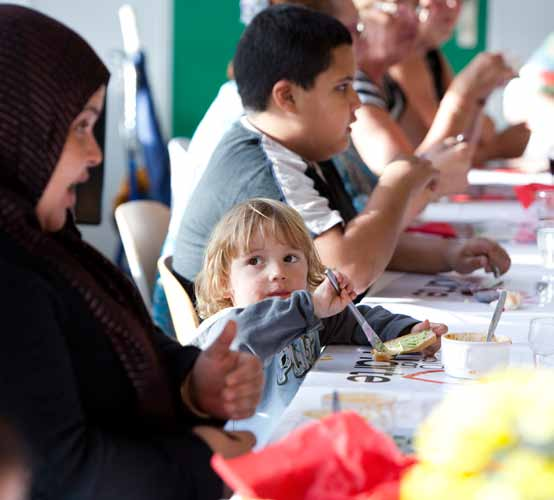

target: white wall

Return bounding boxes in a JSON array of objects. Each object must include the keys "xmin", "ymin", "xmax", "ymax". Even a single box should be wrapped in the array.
[
  {"xmin": 487, "ymin": 0, "xmax": 554, "ymax": 126},
  {"xmin": 2, "ymin": 0, "xmax": 172, "ymax": 260}
]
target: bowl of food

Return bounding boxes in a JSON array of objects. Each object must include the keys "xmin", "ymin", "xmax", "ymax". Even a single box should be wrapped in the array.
[{"xmin": 441, "ymin": 333, "xmax": 512, "ymax": 379}]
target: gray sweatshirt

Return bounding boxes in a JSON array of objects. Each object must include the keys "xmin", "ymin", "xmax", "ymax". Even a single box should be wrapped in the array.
[{"xmin": 194, "ymin": 290, "xmax": 418, "ymax": 445}]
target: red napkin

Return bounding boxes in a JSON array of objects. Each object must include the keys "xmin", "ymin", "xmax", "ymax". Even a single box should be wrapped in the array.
[
  {"xmin": 405, "ymin": 222, "xmax": 457, "ymax": 239},
  {"xmin": 211, "ymin": 411, "xmax": 416, "ymax": 500},
  {"xmin": 513, "ymin": 183, "xmax": 554, "ymax": 209}
]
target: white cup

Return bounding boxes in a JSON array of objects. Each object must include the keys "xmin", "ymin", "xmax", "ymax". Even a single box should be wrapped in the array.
[{"xmin": 441, "ymin": 333, "xmax": 512, "ymax": 379}]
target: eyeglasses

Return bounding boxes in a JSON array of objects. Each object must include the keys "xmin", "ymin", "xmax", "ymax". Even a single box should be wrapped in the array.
[
  {"xmin": 416, "ymin": 0, "xmax": 460, "ymax": 23},
  {"xmin": 371, "ymin": 0, "xmax": 418, "ymax": 16}
]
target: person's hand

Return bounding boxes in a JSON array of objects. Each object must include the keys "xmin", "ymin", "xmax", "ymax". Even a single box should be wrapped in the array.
[
  {"xmin": 312, "ymin": 270, "xmax": 356, "ymax": 318},
  {"xmin": 192, "ymin": 426, "xmax": 256, "ymax": 459},
  {"xmin": 380, "ymin": 155, "xmax": 440, "ymax": 195},
  {"xmin": 445, "ymin": 237, "xmax": 511, "ymax": 276},
  {"xmin": 422, "ymin": 139, "xmax": 472, "ymax": 196},
  {"xmin": 189, "ymin": 321, "xmax": 264, "ymax": 420},
  {"xmin": 410, "ymin": 319, "xmax": 448, "ymax": 357},
  {"xmin": 450, "ymin": 52, "xmax": 515, "ymax": 103}
]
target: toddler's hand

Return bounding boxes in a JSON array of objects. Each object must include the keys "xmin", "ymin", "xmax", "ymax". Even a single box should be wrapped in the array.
[
  {"xmin": 411, "ymin": 319, "xmax": 448, "ymax": 357},
  {"xmin": 312, "ymin": 270, "xmax": 356, "ymax": 319}
]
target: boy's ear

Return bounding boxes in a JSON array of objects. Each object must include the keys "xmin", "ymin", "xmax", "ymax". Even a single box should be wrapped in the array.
[{"xmin": 272, "ymin": 80, "xmax": 297, "ymax": 113}]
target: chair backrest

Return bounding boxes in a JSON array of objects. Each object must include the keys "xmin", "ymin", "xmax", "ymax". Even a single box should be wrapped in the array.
[
  {"xmin": 115, "ymin": 200, "xmax": 170, "ymax": 309},
  {"xmin": 165, "ymin": 137, "xmax": 193, "ymax": 257},
  {"xmin": 157, "ymin": 255, "xmax": 199, "ymax": 345}
]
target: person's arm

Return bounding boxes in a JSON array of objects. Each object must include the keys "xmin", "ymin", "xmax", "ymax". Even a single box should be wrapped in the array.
[
  {"xmin": 387, "ymin": 233, "xmax": 511, "ymax": 276},
  {"xmin": 351, "ymin": 104, "xmax": 414, "ymax": 175},
  {"xmin": 319, "ymin": 305, "xmax": 418, "ymax": 345},
  {"xmin": 314, "ymin": 157, "xmax": 438, "ymax": 293},
  {"xmin": 195, "ymin": 291, "xmax": 321, "ymax": 362},
  {"xmin": 350, "ymin": 101, "xmax": 471, "ymax": 220},
  {"xmin": 421, "ymin": 52, "xmax": 515, "ymax": 152},
  {"xmin": 0, "ymin": 278, "xmax": 223, "ymax": 500}
]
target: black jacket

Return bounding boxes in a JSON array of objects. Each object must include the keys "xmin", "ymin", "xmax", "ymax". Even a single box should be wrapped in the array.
[{"xmin": 0, "ymin": 232, "xmax": 222, "ymax": 500}]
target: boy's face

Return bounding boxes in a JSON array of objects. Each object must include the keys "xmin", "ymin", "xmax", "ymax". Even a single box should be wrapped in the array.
[
  {"xmin": 291, "ymin": 44, "xmax": 360, "ymax": 162},
  {"xmin": 226, "ymin": 231, "xmax": 309, "ymax": 308}
]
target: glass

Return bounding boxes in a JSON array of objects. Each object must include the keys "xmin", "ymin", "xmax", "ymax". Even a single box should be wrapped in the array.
[
  {"xmin": 537, "ymin": 226, "xmax": 554, "ymax": 269},
  {"xmin": 528, "ymin": 317, "xmax": 554, "ymax": 367},
  {"xmin": 536, "ymin": 190, "xmax": 554, "ymax": 224}
]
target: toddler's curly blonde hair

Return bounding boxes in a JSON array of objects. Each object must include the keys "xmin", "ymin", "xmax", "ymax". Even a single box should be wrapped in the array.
[{"xmin": 195, "ymin": 198, "xmax": 325, "ymax": 319}]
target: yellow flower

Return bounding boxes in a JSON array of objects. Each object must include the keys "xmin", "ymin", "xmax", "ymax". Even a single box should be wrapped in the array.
[
  {"xmin": 401, "ymin": 463, "xmax": 483, "ymax": 500},
  {"xmin": 402, "ymin": 369, "xmax": 554, "ymax": 500}
]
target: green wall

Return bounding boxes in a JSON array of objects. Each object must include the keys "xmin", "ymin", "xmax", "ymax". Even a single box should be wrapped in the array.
[
  {"xmin": 172, "ymin": 1, "xmax": 489, "ymax": 137},
  {"xmin": 443, "ymin": 0, "xmax": 488, "ymax": 73},
  {"xmin": 172, "ymin": 3, "xmax": 244, "ymax": 137}
]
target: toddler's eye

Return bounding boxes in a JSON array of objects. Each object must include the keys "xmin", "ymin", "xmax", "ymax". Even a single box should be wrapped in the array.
[
  {"xmin": 247, "ymin": 256, "xmax": 262, "ymax": 265},
  {"xmin": 284, "ymin": 254, "xmax": 299, "ymax": 263}
]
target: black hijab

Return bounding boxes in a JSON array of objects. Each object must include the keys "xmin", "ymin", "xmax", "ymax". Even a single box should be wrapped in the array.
[{"xmin": 0, "ymin": 5, "xmax": 176, "ymax": 423}]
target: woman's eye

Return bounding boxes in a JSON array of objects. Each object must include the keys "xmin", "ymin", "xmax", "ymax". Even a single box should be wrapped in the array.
[
  {"xmin": 284, "ymin": 254, "xmax": 299, "ymax": 263},
  {"xmin": 336, "ymin": 84, "xmax": 348, "ymax": 93},
  {"xmin": 247, "ymin": 256, "xmax": 261, "ymax": 265},
  {"xmin": 75, "ymin": 120, "xmax": 90, "ymax": 132}
]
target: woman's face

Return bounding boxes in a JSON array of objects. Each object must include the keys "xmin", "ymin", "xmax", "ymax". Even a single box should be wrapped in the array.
[
  {"xmin": 35, "ymin": 85, "xmax": 106, "ymax": 232},
  {"xmin": 356, "ymin": 0, "xmax": 419, "ymax": 69},
  {"xmin": 417, "ymin": 0, "xmax": 461, "ymax": 49}
]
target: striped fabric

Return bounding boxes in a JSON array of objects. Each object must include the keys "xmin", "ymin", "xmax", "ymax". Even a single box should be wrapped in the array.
[{"xmin": 353, "ymin": 70, "xmax": 406, "ymax": 121}]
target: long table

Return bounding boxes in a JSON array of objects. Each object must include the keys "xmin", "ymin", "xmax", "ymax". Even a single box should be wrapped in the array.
[{"xmin": 268, "ymin": 200, "xmax": 554, "ymax": 449}]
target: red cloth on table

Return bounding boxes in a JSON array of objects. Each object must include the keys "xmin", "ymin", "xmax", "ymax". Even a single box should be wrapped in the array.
[
  {"xmin": 211, "ymin": 411, "xmax": 415, "ymax": 500},
  {"xmin": 513, "ymin": 183, "xmax": 554, "ymax": 209},
  {"xmin": 405, "ymin": 222, "xmax": 457, "ymax": 239}
]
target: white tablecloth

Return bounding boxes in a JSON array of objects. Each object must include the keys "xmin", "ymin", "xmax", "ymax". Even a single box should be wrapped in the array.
[{"xmin": 268, "ymin": 200, "xmax": 554, "ymax": 447}]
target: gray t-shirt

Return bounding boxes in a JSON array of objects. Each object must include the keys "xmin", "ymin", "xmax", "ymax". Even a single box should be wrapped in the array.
[{"xmin": 173, "ymin": 118, "xmax": 345, "ymax": 282}]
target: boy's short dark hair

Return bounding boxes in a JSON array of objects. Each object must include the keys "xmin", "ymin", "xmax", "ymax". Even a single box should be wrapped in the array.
[{"xmin": 234, "ymin": 4, "xmax": 352, "ymax": 112}]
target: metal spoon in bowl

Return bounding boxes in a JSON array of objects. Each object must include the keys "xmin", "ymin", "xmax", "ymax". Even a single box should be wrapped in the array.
[{"xmin": 486, "ymin": 290, "xmax": 508, "ymax": 342}]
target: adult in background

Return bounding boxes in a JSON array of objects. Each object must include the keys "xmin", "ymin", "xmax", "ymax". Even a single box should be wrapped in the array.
[
  {"xmin": 0, "ymin": 6, "xmax": 263, "ymax": 500},
  {"xmin": 389, "ymin": 0, "xmax": 530, "ymax": 164}
]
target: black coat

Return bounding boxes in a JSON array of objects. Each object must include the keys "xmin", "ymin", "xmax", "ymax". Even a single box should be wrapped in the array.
[{"xmin": 0, "ymin": 232, "xmax": 222, "ymax": 500}]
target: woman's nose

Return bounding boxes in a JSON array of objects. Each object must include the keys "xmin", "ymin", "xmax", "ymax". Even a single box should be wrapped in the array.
[{"xmin": 87, "ymin": 136, "xmax": 103, "ymax": 167}]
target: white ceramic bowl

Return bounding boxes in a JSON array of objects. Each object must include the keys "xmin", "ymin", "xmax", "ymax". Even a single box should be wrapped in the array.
[{"xmin": 441, "ymin": 333, "xmax": 512, "ymax": 379}]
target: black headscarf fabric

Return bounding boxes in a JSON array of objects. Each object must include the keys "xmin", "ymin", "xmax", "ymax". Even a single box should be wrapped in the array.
[{"xmin": 0, "ymin": 5, "xmax": 176, "ymax": 423}]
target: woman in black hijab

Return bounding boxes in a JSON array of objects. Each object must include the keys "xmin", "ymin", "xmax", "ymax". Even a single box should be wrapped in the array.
[{"xmin": 0, "ymin": 6, "xmax": 263, "ymax": 500}]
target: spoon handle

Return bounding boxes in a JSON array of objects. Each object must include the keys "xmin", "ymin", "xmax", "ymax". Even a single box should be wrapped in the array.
[{"xmin": 486, "ymin": 290, "xmax": 507, "ymax": 342}]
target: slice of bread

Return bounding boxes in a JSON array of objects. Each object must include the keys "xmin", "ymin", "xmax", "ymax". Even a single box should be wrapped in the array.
[{"xmin": 372, "ymin": 330, "xmax": 436, "ymax": 360}]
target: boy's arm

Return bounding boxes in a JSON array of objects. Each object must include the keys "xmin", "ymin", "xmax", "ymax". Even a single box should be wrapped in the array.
[
  {"xmin": 196, "ymin": 290, "xmax": 320, "ymax": 361},
  {"xmin": 314, "ymin": 156, "xmax": 436, "ymax": 293},
  {"xmin": 320, "ymin": 304, "xmax": 419, "ymax": 346},
  {"xmin": 388, "ymin": 233, "xmax": 511, "ymax": 276}
]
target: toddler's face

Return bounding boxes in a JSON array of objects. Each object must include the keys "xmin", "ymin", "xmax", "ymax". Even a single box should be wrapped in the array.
[{"xmin": 226, "ymin": 232, "xmax": 309, "ymax": 307}]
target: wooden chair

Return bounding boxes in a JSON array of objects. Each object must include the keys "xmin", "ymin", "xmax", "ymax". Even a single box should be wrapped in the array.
[
  {"xmin": 157, "ymin": 255, "xmax": 199, "ymax": 345},
  {"xmin": 115, "ymin": 200, "xmax": 170, "ymax": 310}
]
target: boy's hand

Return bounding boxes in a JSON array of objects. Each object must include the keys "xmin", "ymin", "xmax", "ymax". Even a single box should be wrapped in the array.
[
  {"xmin": 445, "ymin": 237, "xmax": 511, "ymax": 276},
  {"xmin": 422, "ymin": 141, "xmax": 472, "ymax": 196},
  {"xmin": 312, "ymin": 270, "xmax": 356, "ymax": 318},
  {"xmin": 380, "ymin": 155, "xmax": 439, "ymax": 195},
  {"xmin": 188, "ymin": 321, "xmax": 264, "ymax": 420},
  {"xmin": 411, "ymin": 319, "xmax": 448, "ymax": 357}
]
